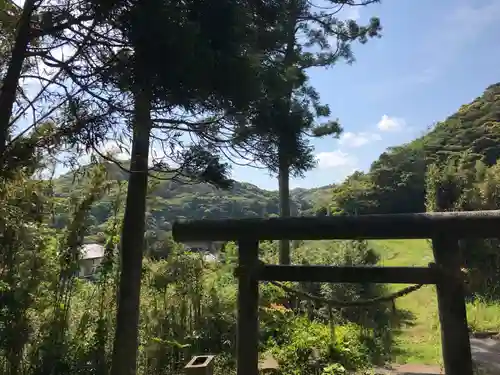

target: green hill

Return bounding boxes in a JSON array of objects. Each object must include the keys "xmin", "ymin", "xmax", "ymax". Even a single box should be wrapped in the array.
[
  {"xmin": 50, "ymin": 162, "xmax": 333, "ymax": 245},
  {"xmin": 46, "ymin": 82, "xmax": 500, "ymax": 365},
  {"xmin": 51, "ymin": 82, "xmax": 500, "ymax": 248},
  {"xmin": 331, "ymin": 82, "xmax": 500, "ymax": 215},
  {"xmin": 323, "ymin": 83, "xmax": 500, "ymax": 365}
]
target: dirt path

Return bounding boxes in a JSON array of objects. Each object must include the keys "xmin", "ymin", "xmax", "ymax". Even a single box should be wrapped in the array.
[
  {"xmin": 372, "ymin": 364, "xmax": 443, "ymax": 374},
  {"xmin": 372, "ymin": 336, "xmax": 500, "ymax": 374},
  {"xmin": 470, "ymin": 336, "xmax": 500, "ymax": 373}
]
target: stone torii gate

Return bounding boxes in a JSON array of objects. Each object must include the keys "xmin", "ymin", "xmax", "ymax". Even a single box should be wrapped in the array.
[{"xmin": 173, "ymin": 210, "xmax": 500, "ymax": 375}]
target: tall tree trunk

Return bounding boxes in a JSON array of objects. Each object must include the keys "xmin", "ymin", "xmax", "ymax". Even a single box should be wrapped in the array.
[
  {"xmin": 278, "ymin": 0, "xmax": 298, "ymax": 265},
  {"xmin": 0, "ymin": 0, "xmax": 37, "ymax": 156},
  {"xmin": 110, "ymin": 86, "xmax": 151, "ymax": 375},
  {"xmin": 278, "ymin": 149, "xmax": 291, "ymax": 264}
]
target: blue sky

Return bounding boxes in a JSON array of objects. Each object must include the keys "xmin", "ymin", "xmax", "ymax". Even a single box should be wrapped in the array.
[
  {"xmin": 21, "ymin": 0, "xmax": 500, "ymax": 189},
  {"xmin": 231, "ymin": 0, "xmax": 500, "ymax": 190}
]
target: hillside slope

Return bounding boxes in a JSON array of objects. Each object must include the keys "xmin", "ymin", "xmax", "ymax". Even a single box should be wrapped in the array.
[
  {"xmin": 331, "ymin": 83, "xmax": 500, "ymax": 215},
  {"xmin": 52, "ymin": 83, "xmax": 500, "ymax": 242},
  {"xmin": 51, "ymin": 162, "xmax": 333, "ymax": 242}
]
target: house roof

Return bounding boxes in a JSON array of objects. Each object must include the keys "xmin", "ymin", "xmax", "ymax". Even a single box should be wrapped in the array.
[
  {"xmin": 258, "ymin": 353, "xmax": 279, "ymax": 371},
  {"xmin": 203, "ymin": 253, "xmax": 218, "ymax": 263},
  {"xmin": 80, "ymin": 244, "xmax": 105, "ymax": 260}
]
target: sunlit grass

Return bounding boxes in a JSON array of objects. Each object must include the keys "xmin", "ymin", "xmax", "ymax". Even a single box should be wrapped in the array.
[{"xmin": 370, "ymin": 239, "xmax": 500, "ymax": 365}]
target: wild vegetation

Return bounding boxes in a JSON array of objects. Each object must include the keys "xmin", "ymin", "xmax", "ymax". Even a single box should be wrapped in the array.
[
  {"xmin": 329, "ymin": 83, "xmax": 500, "ymax": 365},
  {"xmin": 330, "ymin": 83, "xmax": 500, "ymax": 217},
  {"xmin": 329, "ymin": 83, "xmax": 500, "ymax": 300},
  {"xmin": 0, "ymin": 0, "xmax": 395, "ymax": 374},
  {"xmin": 10, "ymin": 81, "xmax": 498, "ymax": 373},
  {"xmin": 2, "ymin": 165, "xmax": 400, "ymax": 375},
  {"xmin": 49, "ymin": 162, "xmax": 333, "ymax": 251},
  {"xmin": 2, "ymin": 0, "xmax": 500, "ymax": 373}
]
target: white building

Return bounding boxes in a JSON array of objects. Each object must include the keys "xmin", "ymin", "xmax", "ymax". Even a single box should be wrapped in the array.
[{"xmin": 78, "ymin": 243, "xmax": 105, "ymax": 278}]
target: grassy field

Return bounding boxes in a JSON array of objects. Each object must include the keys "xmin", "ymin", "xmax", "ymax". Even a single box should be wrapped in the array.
[{"xmin": 370, "ymin": 239, "xmax": 500, "ymax": 365}]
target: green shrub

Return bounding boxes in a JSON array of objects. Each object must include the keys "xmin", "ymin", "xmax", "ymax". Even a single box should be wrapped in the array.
[{"xmin": 265, "ymin": 315, "xmax": 371, "ymax": 375}]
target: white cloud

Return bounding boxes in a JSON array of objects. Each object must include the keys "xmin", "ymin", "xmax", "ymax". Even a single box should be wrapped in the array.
[
  {"xmin": 377, "ymin": 115, "xmax": 405, "ymax": 132},
  {"xmin": 338, "ymin": 131, "xmax": 381, "ymax": 147},
  {"xmin": 101, "ymin": 141, "xmax": 130, "ymax": 160},
  {"xmin": 316, "ymin": 150, "xmax": 356, "ymax": 169},
  {"xmin": 75, "ymin": 139, "xmax": 129, "ymax": 166}
]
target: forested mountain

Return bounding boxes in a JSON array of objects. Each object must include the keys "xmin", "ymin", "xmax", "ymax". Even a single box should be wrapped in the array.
[
  {"xmin": 331, "ymin": 83, "xmax": 500, "ymax": 215},
  {"xmin": 12, "ymin": 0, "xmax": 499, "ymax": 374},
  {"xmin": 52, "ymin": 83, "xmax": 500, "ymax": 244},
  {"xmin": 50, "ymin": 162, "xmax": 333, "ymax": 245}
]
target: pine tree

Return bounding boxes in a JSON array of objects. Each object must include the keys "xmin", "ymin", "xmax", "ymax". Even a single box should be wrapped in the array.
[{"xmin": 245, "ymin": 0, "xmax": 381, "ymax": 263}]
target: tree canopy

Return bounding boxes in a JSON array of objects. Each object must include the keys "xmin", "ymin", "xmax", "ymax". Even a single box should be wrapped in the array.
[{"xmin": 330, "ymin": 83, "xmax": 500, "ymax": 216}]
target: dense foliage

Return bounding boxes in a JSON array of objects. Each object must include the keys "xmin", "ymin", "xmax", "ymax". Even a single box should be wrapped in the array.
[
  {"xmin": 5, "ymin": 80, "xmax": 500, "ymax": 375},
  {"xmin": 4, "ymin": 0, "xmax": 500, "ymax": 371},
  {"xmin": 330, "ymin": 83, "xmax": 500, "ymax": 216},
  {"xmin": 330, "ymin": 83, "xmax": 500, "ymax": 302},
  {"xmin": 49, "ymin": 162, "xmax": 333, "ymax": 245},
  {"xmin": 0, "ymin": 168, "xmax": 397, "ymax": 375}
]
